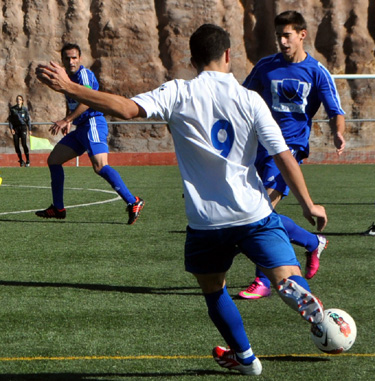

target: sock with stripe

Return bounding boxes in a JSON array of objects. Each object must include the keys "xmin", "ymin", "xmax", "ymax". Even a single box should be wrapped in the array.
[
  {"xmin": 98, "ymin": 165, "xmax": 136, "ymax": 205},
  {"xmin": 204, "ymin": 285, "xmax": 254, "ymax": 362}
]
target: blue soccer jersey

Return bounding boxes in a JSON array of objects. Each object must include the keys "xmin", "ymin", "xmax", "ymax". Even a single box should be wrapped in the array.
[
  {"xmin": 66, "ymin": 65, "xmax": 104, "ymax": 126},
  {"xmin": 243, "ymin": 52, "xmax": 344, "ymax": 157}
]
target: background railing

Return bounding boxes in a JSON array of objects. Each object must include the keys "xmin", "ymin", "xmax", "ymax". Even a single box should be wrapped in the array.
[{"xmin": 1, "ymin": 74, "xmax": 375, "ymax": 164}]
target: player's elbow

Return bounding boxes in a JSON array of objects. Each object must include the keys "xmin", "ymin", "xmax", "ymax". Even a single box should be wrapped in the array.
[{"xmin": 117, "ymin": 99, "xmax": 145, "ymax": 120}]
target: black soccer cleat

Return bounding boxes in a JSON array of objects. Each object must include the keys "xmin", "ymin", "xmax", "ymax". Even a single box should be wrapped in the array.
[
  {"xmin": 363, "ymin": 222, "xmax": 375, "ymax": 236},
  {"xmin": 35, "ymin": 204, "xmax": 66, "ymax": 219},
  {"xmin": 127, "ymin": 197, "xmax": 145, "ymax": 225}
]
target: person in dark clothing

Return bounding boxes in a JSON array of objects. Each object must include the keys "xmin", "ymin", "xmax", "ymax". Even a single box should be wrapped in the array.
[{"xmin": 9, "ymin": 95, "xmax": 32, "ymax": 167}]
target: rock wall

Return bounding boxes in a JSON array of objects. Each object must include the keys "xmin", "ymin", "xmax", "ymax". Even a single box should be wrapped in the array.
[{"xmin": 1, "ymin": 0, "xmax": 375, "ymax": 157}]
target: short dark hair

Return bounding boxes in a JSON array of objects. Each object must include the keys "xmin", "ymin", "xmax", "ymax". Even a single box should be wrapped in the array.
[
  {"xmin": 274, "ymin": 11, "xmax": 307, "ymax": 32},
  {"xmin": 61, "ymin": 43, "xmax": 82, "ymax": 60},
  {"xmin": 189, "ymin": 24, "xmax": 230, "ymax": 69}
]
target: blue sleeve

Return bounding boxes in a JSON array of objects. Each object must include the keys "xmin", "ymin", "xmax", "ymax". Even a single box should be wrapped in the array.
[
  {"xmin": 242, "ymin": 66, "xmax": 262, "ymax": 93},
  {"xmin": 68, "ymin": 67, "xmax": 103, "ymax": 123},
  {"xmin": 316, "ymin": 63, "xmax": 345, "ymax": 118},
  {"xmin": 78, "ymin": 68, "xmax": 99, "ymax": 91}
]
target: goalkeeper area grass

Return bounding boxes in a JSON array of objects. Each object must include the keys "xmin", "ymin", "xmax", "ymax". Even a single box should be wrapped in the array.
[{"xmin": 0, "ymin": 164, "xmax": 373, "ymax": 380}]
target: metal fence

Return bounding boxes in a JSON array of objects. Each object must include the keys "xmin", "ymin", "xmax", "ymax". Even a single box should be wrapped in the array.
[{"xmin": 1, "ymin": 74, "xmax": 375, "ymax": 164}]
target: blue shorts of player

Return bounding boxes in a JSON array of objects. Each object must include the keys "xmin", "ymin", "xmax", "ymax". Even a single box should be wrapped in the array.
[
  {"xmin": 59, "ymin": 116, "xmax": 109, "ymax": 157},
  {"xmin": 255, "ymin": 145, "xmax": 305, "ymax": 197},
  {"xmin": 184, "ymin": 212, "xmax": 300, "ymax": 274}
]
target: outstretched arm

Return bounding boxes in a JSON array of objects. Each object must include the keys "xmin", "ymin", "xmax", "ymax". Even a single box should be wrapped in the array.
[
  {"xmin": 273, "ymin": 150, "xmax": 327, "ymax": 231},
  {"xmin": 36, "ymin": 62, "xmax": 146, "ymax": 120}
]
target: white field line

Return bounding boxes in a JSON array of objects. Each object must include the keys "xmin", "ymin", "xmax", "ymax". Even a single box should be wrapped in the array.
[{"xmin": 0, "ymin": 184, "xmax": 121, "ymax": 215}]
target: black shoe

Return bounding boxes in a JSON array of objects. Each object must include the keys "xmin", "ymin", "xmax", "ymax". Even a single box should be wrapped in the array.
[
  {"xmin": 127, "ymin": 197, "xmax": 145, "ymax": 225},
  {"xmin": 19, "ymin": 160, "xmax": 25, "ymax": 167},
  {"xmin": 363, "ymin": 222, "xmax": 375, "ymax": 236},
  {"xmin": 35, "ymin": 204, "xmax": 66, "ymax": 219}
]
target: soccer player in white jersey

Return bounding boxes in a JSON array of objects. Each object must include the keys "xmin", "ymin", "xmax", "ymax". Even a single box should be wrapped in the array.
[
  {"xmin": 37, "ymin": 24, "xmax": 329, "ymax": 376},
  {"xmin": 239, "ymin": 11, "xmax": 346, "ymax": 300},
  {"xmin": 35, "ymin": 43, "xmax": 144, "ymax": 224}
]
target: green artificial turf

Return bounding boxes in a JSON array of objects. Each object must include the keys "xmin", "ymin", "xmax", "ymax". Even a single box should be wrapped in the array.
[{"xmin": 0, "ymin": 164, "xmax": 373, "ymax": 380}]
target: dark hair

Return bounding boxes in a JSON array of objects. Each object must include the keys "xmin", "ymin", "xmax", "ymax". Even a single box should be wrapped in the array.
[
  {"xmin": 189, "ymin": 24, "xmax": 230, "ymax": 69},
  {"xmin": 274, "ymin": 11, "xmax": 307, "ymax": 32},
  {"xmin": 16, "ymin": 95, "xmax": 24, "ymax": 103},
  {"xmin": 61, "ymin": 43, "xmax": 82, "ymax": 60}
]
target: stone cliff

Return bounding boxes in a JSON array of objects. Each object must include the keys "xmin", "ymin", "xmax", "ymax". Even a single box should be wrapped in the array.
[{"xmin": 1, "ymin": 0, "xmax": 375, "ymax": 160}]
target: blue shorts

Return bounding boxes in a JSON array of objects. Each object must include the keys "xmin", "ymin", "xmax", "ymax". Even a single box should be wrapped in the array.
[
  {"xmin": 255, "ymin": 146, "xmax": 305, "ymax": 197},
  {"xmin": 184, "ymin": 212, "xmax": 300, "ymax": 274},
  {"xmin": 59, "ymin": 116, "xmax": 109, "ymax": 157}
]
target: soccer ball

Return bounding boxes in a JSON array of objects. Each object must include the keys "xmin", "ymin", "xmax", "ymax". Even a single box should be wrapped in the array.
[{"xmin": 310, "ymin": 308, "xmax": 357, "ymax": 354}]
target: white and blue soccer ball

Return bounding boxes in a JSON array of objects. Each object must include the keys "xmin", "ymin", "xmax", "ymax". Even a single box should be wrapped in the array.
[{"xmin": 310, "ymin": 308, "xmax": 357, "ymax": 354}]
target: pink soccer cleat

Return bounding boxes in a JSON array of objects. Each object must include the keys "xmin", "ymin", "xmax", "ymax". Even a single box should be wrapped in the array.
[
  {"xmin": 238, "ymin": 277, "xmax": 271, "ymax": 299},
  {"xmin": 305, "ymin": 235, "xmax": 328, "ymax": 279}
]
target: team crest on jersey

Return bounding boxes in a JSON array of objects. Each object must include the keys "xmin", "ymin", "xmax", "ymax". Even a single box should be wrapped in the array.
[{"xmin": 271, "ymin": 79, "xmax": 311, "ymax": 113}]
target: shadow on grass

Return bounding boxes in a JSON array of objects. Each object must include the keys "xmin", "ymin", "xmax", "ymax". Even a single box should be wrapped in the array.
[
  {"xmin": 0, "ymin": 280, "xmax": 202, "ymax": 296},
  {"xmin": 323, "ymin": 232, "xmax": 370, "ymax": 236},
  {"xmin": 0, "ymin": 220, "xmax": 190, "ymax": 232},
  {"xmin": 261, "ymin": 355, "xmax": 330, "ymax": 362},
  {"xmin": 0, "ymin": 360, "xmax": 330, "ymax": 379},
  {"xmin": 1, "ymin": 219, "xmax": 371, "ymax": 236},
  {"xmin": 0, "ymin": 369, "xmax": 231, "ymax": 380},
  {"xmin": 0, "ymin": 218, "xmax": 126, "ymax": 225},
  {"xmin": 2, "ymin": 219, "xmax": 369, "ymax": 235}
]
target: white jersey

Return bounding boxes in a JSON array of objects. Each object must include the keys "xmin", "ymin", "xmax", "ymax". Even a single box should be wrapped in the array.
[{"xmin": 132, "ymin": 71, "xmax": 288, "ymax": 229}]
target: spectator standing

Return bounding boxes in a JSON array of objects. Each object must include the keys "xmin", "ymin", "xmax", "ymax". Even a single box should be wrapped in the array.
[{"xmin": 9, "ymin": 95, "xmax": 32, "ymax": 167}]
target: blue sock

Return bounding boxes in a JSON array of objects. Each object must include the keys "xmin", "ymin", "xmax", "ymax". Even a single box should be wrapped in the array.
[
  {"xmin": 98, "ymin": 165, "xmax": 136, "ymax": 205},
  {"xmin": 289, "ymin": 275, "xmax": 311, "ymax": 292},
  {"xmin": 255, "ymin": 268, "xmax": 271, "ymax": 289},
  {"xmin": 204, "ymin": 286, "xmax": 253, "ymax": 359},
  {"xmin": 49, "ymin": 164, "xmax": 65, "ymax": 210},
  {"xmin": 279, "ymin": 214, "xmax": 319, "ymax": 252}
]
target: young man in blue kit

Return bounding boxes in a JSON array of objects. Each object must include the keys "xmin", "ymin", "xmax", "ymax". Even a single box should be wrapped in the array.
[
  {"xmin": 35, "ymin": 43, "xmax": 144, "ymax": 224},
  {"xmin": 239, "ymin": 11, "xmax": 346, "ymax": 299},
  {"xmin": 36, "ymin": 24, "xmax": 329, "ymax": 376}
]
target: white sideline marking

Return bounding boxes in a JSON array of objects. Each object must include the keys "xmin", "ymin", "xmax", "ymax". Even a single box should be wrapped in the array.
[{"xmin": 0, "ymin": 184, "xmax": 121, "ymax": 215}]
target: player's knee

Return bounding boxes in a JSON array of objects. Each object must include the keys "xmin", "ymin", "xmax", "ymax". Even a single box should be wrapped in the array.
[
  {"xmin": 93, "ymin": 163, "xmax": 104, "ymax": 174},
  {"xmin": 47, "ymin": 154, "xmax": 54, "ymax": 166}
]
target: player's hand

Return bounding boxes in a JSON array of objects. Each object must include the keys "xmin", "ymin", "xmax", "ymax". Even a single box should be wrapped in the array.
[
  {"xmin": 61, "ymin": 122, "xmax": 71, "ymax": 136},
  {"xmin": 302, "ymin": 204, "xmax": 327, "ymax": 232},
  {"xmin": 36, "ymin": 62, "xmax": 71, "ymax": 93},
  {"xmin": 49, "ymin": 119, "xmax": 69, "ymax": 136},
  {"xmin": 334, "ymin": 132, "xmax": 345, "ymax": 156}
]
